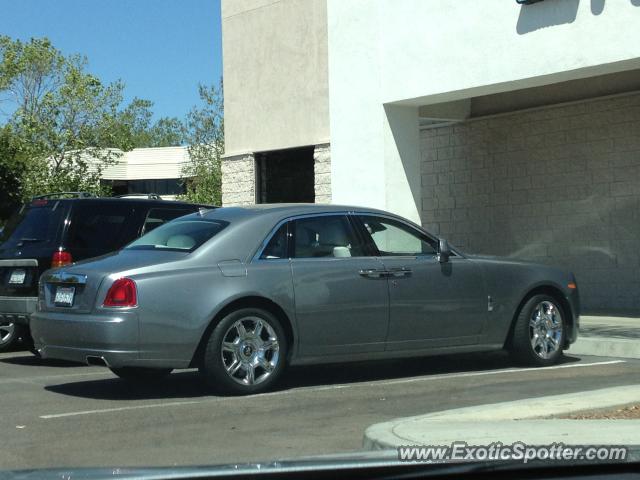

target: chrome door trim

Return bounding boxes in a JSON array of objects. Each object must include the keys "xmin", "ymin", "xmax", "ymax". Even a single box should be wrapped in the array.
[
  {"xmin": 44, "ymin": 272, "xmax": 88, "ymax": 285},
  {"xmin": 0, "ymin": 259, "xmax": 38, "ymax": 267}
]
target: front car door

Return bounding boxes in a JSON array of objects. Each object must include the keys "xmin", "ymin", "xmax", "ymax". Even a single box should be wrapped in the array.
[
  {"xmin": 353, "ymin": 214, "xmax": 487, "ymax": 351},
  {"xmin": 289, "ymin": 214, "xmax": 390, "ymax": 357}
]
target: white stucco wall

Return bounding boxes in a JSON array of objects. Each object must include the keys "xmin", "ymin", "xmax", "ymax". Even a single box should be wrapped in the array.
[
  {"xmin": 222, "ymin": 0, "xmax": 330, "ymax": 156},
  {"xmin": 327, "ymin": 0, "xmax": 640, "ymax": 221}
]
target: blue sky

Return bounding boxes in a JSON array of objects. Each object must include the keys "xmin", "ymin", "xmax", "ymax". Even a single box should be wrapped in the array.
[{"xmin": 0, "ymin": 0, "xmax": 222, "ymax": 121}]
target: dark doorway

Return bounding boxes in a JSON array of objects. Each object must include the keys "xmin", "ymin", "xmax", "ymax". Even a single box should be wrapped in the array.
[{"xmin": 256, "ymin": 146, "xmax": 315, "ymax": 203}]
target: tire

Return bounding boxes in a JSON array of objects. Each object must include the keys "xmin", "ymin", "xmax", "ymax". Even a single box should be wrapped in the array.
[
  {"xmin": 199, "ymin": 308, "xmax": 287, "ymax": 395},
  {"xmin": 109, "ymin": 367, "xmax": 173, "ymax": 382},
  {"xmin": 508, "ymin": 294, "xmax": 566, "ymax": 367},
  {"xmin": 0, "ymin": 322, "xmax": 24, "ymax": 353}
]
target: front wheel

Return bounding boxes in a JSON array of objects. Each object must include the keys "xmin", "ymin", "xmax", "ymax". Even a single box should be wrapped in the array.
[
  {"xmin": 508, "ymin": 294, "xmax": 565, "ymax": 367},
  {"xmin": 199, "ymin": 308, "xmax": 287, "ymax": 395},
  {"xmin": 109, "ymin": 367, "xmax": 173, "ymax": 382}
]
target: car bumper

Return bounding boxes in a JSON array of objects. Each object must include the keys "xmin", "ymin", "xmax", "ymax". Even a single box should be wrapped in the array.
[
  {"xmin": 0, "ymin": 296, "xmax": 37, "ymax": 325},
  {"xmin": 30, "ymin": 309, "xmax": 140, "ymax": 367}
]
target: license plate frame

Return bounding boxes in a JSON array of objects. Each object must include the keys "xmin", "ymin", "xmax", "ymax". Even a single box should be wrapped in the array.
[
  {"xmin": 54, "ymin": 286, "xmax": 75, "ymax": 307},
  {"xmin": 9, "ymin": 269, "xmax": 26, "ymax": 285}
]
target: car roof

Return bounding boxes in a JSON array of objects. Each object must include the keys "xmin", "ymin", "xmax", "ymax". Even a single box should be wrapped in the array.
[
  {"xmin": 201, "ymin": 203, "xmax": 397, "ymax": 224},
  {"xmin": 33, "ymin": 197, "xmax": 213, "ymax": 208}
]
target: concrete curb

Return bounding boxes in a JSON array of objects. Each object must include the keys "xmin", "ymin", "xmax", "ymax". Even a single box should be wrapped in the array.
[
  {"xmin": 570, "ymin": 337, "xmax": 640, "ymax": 359},
  {"xmin": 363, "ymin": 385, "xmax": 640, "ymax": 450},
  {"xmin": 570, "ymin": 316, "xmax": 640, "ymax": 359}
]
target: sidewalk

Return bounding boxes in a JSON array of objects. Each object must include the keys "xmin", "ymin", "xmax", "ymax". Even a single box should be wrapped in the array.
[
  {"xmin": 363, "ymin": 316, "xmax": 640, "ymax": 452},
  {"xmin": 364, "ymin": 385, "xmax": 640, "ymax": 450},
  {"xmin": 572, "ymin": 315, "xmax": 640, "ymax": 359}
]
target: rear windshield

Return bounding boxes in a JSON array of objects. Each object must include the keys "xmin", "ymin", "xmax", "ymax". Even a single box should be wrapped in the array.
[
  {"xmin": 0, "ymin": 201, "xmax": 67, "ymax": 248},
  {"xmin": 125, "ymin": 218, "xmax": 229, "ymax": 252}
]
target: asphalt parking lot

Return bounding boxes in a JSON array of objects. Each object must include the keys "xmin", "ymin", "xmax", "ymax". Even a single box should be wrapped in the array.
[{"xmin": 1, "ymin": 348, "xmax": 639, "ymax": 470}]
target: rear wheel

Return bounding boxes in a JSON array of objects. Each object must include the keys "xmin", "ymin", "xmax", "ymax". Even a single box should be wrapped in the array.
[
  {"xmin": 0, "ymin": 322, "xmax": 24, "ymax": 352},
  {"xmin": 109, "ymin": 367, "xmax": 173, "ymax": 382},
  {"xmin": 508, "ymin": 294, "xmax": 565, "ymax": 366},
  {"xmin": 199, "ymin": 308, "xmax": 287, "ymax": 395}
]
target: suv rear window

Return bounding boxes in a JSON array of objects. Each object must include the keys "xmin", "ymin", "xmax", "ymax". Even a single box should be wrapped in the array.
[
  {"xmin": 126, "ymin": 218, "xmax": 229, "ymax": 252},
  {"xmin": 0, "ymin": 201, "xmax": 67, "ymax": 248}
]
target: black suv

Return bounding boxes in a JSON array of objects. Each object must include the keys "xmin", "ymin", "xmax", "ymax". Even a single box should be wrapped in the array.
[{"xmin": 0, "ymin": 193, "xmax": 212, "ymax": 351}]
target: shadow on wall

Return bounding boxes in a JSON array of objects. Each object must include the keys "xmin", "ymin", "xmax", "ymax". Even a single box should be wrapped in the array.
[
  {"xmin": 518, "ymin": 0, "xmax": 640, "ymax": 33},
  {"xmin": 517, "ymin": 0, "xmax": 580, "ymax": 34},
  {"xmin": 502, "ymin": 194, "xmax": 640, "ymax": 316}
]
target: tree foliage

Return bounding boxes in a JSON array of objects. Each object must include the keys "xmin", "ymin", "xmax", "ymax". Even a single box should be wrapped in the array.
[
  {"xmin": 0, "ymin": 36, "xmax": 186, "ymax": 212},
  {"xmin": 180, "ymin": 82, "xmax": 224, "ymax": 205}
]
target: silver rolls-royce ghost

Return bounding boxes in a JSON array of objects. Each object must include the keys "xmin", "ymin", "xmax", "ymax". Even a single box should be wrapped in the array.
[{"xmin": 31, "ymin": 204, "xmax": 579, "ymax": 394}]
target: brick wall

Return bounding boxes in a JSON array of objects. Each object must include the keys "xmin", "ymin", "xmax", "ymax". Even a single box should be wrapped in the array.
[
  {"xmin": 314, "ymin": 143, "xmax": 331, "ymax": 203},
  {"xmin": 221, "ymin": 153, "xmax": 256, "ymax": 206},
  {"xmin": 420, "ymin": 92, "xmax": 640, "ymax": 313}
]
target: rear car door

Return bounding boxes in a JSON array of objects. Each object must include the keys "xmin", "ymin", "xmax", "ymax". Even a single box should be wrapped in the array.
[
  {"xmin": 353, "ymin": 214, "xmax": 487, "ymax": 350},
  {"xmin": 0, "ymin": 200, "xmax": 70, "ymax": 337},
  {"xmin": 289, "ymin": 214, "xmax": 390, "ymax": 357}
]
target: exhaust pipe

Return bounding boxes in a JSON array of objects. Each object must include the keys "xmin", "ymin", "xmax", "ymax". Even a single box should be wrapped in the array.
[{"xmin": 86, "ymin": 355, "xmax": 110, "ymax": 367}]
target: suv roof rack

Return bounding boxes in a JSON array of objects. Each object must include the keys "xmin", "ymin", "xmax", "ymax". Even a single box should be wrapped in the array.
[
  {"xmin": 32, "ymin": 192, "xmax": 97, "ymax": 200},
  {"xmin": 114, "ymin": 193, "xmax": 163, "ymax": 200}
]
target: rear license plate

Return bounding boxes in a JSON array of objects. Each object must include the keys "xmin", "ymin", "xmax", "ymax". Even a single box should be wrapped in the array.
[
  {"xmin": 54, "ymin": 286, "xmax": 75, "ymax": 307},
  {"xmin": 9, "ymin": 269, "xmax": 26, "ymax": 285}
]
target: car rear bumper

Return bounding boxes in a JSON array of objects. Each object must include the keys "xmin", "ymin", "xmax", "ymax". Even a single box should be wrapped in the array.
[
  {"xmin": 30, "ymin": 310, "xmax": 140, "ymax": 367},
  {"xmin": 0, "ymin": 296, "xmax": 37, "ymax": 325}
]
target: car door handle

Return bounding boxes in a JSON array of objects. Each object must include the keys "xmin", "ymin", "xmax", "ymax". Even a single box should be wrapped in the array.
[
  {"xmin": 386, "ymin": 267, "xmax": 412, "ymax": 277},
  {"xmin": 358, "ymin": 269, "xmax": 387, "ymax": 278}
]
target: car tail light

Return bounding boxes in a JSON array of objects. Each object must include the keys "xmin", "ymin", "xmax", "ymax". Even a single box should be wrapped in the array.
[
  {"xmin": 51, "ymin": 250, "xmax": 73, "ymax": 268},
  {"xmin": 103, "ymin": 278, "xmax": 137, "ymax": 307}
]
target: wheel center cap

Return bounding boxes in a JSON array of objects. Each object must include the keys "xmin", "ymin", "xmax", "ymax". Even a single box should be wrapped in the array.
[{"xmin": 241, "ymin": 343, "xmax": 255, "ymax": 358}]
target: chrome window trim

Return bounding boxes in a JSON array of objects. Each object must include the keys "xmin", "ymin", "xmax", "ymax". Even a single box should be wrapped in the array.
[
  {"xmin": 251, "ymin": 211, "xmax": 368, "ymax": 263},
  {"xmin": 352, "ymin": 211, "xmax": 464, "ymax": 259},
  {"xmin": 251, "ymin": 210, "xmax": 464, "ymax": 263}
]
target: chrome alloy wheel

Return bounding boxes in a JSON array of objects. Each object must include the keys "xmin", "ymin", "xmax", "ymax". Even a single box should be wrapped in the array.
[
  {"xmin": 0, "ymin": 322, "xmax": 15, "ymax": 346},
  {"xmin": 529, "ymin": 300, "xmax": 563, "ymax": 359},
  {"xmin": 221, "ymin": 316, "xmax": 280, "ymax": 386}
]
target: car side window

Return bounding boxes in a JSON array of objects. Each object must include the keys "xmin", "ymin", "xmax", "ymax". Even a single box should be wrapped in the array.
[
  {"xmin": 66, "ymin": 204, "xmax": 133, "ymax": 251},
  {"xmin": 357, "ymin": 215, "xmax": 437, "ymax": 256},
  {"xmin": 260, "ymin": 223, "xmax": 289, "ymax": 259},
  {"xmin": 142, "ymin": 208, "xmax": 193, "ymax": 235},
  {"xmin": 292, "ymin": 215, "xmax": 364, "ymax": 258}
]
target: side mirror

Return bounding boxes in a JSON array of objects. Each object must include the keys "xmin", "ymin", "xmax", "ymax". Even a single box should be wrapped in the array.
[{"xmin": 438, "ymin": 238, "xmax": 451, "ymax": 264}]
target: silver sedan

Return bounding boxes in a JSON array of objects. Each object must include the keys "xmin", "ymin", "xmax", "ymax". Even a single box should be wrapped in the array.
[{"xmin": 31, "ymin": 204, "xmax": 579, "ymax": 394}]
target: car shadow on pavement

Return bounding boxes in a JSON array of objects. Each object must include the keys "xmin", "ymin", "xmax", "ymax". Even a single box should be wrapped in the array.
[
  {"xmin": 43, "ymin": 351, "xmax": 582, "ymax": 401},
  {"xmin": 0, "ymin": 352, "xmax": 86, "ymax": 368}
]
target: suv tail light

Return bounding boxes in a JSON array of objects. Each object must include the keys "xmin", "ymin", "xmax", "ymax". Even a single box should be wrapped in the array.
[
  {"xmin": 52, "ymin": 250, "xmax": 73, "ymax": 268},
  {"xmin": 103, "ymin": 278, "xmax": 137, "ymax": 307}
]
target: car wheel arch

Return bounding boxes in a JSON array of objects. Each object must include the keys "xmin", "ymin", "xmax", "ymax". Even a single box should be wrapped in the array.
[
  {"xmin": 188, "ymin": 296, "xmax": 295, "ymax": 368},
  {"xmin": 504, "ymin": 284, "xmax": 574, "ymax": 350}
]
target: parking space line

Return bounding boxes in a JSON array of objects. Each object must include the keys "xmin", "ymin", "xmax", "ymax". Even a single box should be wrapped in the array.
[
  {"xmin": 362, "ymin": 359, "xmax": 627, "ymax": 388},
  {"xmin": 39, "ymin": 360, "xmax": 626, "ymax": 419},
  {"xmin": 40, "ymin": 400, "xmax": 205, "ymax": 419},
  {"xmin": 0, "ymin": 370, "xmax": 113, "ymax": 385}
]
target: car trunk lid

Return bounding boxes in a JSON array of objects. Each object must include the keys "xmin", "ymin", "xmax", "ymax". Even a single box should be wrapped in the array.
[{"xmin": 41, "ymin": 249, "xmax": 190, "ymax": 313}]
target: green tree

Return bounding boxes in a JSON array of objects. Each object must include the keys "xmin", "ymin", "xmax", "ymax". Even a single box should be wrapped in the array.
[
  {"xmin": 111, "ymin": 98, "xmax": 185, "ymax": 149},
  {"xmin": 180, "ymin": 81, "xmax": 224, "ymax": 205},
  {"xmin": 0, "ymin": 35, "xmax": 184, "ymax": 209},
  {"xmin": 0, "ymin": 125, "xmax": 27, "ymax": 221},
  {"xmin": 0, "ymin": 36, "xmax": 128, "ymax": 198}
]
